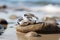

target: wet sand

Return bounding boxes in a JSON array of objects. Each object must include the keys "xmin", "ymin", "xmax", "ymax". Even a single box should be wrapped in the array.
[
  {"xmin": 16, "ymin": 31, "xmax": 60, "ymax": 40},
  {"xmin": 0, "ymin": 27, "xmax": 17, "ymax": 40}
]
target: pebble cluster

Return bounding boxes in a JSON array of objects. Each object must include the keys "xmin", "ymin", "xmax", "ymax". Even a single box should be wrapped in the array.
[
  {"xmin": 16, "ymin": 14, "xmax": 60, "ymax": 34},
  {"xmin": 17, "ymin": 13, "xmax": 39, "ymax": 26}
]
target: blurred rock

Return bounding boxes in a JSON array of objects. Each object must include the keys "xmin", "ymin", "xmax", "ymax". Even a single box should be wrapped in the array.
[
  {"xmin": 0, "ymin": 18, "xmax": 8, "ymax": 30},
  {"xmin": 40, "ymin": 17, "xmax": 60, "ymax": 33},
  {"xmin": 9, "ymin": 15, "xmax": 18, "ymax": 20},
  {"xmin": 25, "ymin": 31, "xmax": 39, "ymax": 37},
  {"xmin": 42, "ymin": 17, "xmax": 58, "ymax": 26},
  {"xmin": 16, "ymin": 16, "xmax": 60, "ymax": 33},
  {"xmin": 0, "ymin": 5, "xmax": 7, "ymax": 9},
  {"xmin": 24, "ymin": 13, "xmax": 39, "ymax": 24},
  {"xmin": 17, "ymin": 13, "xmax": 39, "ymax": 26},
  {"xmin": 17, "ymin": 17, "xmax": 29, "ymax": 26},
  {"xmin": 40, "ymin": 23, "xmax": 60, "ymax": 33},
  {"xmin": 16, "ymin": 23, "xmax": 43, "ymax": 33}
]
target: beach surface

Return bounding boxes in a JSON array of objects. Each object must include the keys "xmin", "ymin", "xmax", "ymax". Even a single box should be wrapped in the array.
[
  {"xmin": 0, "ymin": 0, "xmax": 60, "ymax": 40},
  {"xmin": 0, "ymin": 25, "xmax": 18, "ymax": 40},
  {"xmin": 17, "ymin": 31, "xmax": 60, "ymax": 40}
]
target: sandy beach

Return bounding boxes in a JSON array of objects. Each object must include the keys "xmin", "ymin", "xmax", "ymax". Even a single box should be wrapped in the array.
[
  {"xmin": 0, "ymin": 0, "xmax": 60, "ymax": 40},
  {"xmin": 0, "ymin": 26, "xmax": 18, "ymax": 40},
  {"xmin": 16, "ymin": 31, "xmax": 60, "ymax": 40}
]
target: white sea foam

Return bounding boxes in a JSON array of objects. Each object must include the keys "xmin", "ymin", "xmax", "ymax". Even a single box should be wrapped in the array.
[
  {"xmin": 29, "ymin": 4, "xmax": 60, "ymax": 13},
  {"xmin": 8, "ymin": 4, "xmax": 60, "ymax": 14}
]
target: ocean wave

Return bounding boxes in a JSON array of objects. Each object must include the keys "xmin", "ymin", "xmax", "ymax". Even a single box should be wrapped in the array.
[
  {"xmin": 30, "ymin": 4, "xmax": 60, "ymax": 13},
  {"xmin": 0, "ymin": 0, "xmax": 60, "ymax": 6},
  {"xmin": 10, "ymin": 4, "xmax": 60, "ymax": 14}
]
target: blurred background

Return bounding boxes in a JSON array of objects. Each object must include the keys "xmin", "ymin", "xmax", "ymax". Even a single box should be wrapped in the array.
[{"xmin": 0, "ymin": 0, "xmax": 60, "ymax": 6}]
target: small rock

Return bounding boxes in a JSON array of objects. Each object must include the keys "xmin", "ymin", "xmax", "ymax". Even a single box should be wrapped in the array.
[
  {"xmin": 9, "ymin": 15, "xmax": 18, "ymax": 20},
  {"xmin": 42, "ymin": 17, "xmax": 57, "ymax": 26},
  {"xmin": 0, "ymin": 5, "xmax": 7, "ymax": 9},
  {"xmin": 24, "ymin": 13, "xmax": 39, "ymax": 24},
  {"xmin": 0, "ymin": 18, "xmax": 8, "ymax": 30},
  {"xmin": 25, "ymin": 31, "xmax": 40, "ymax": 37},
  {"xmin": 0, "ymin": 33, "xmax": 2, "ymax": 35},
  {"xmin": 16, "ymin": 23, "xmax": 43, "ymax": 33}
]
